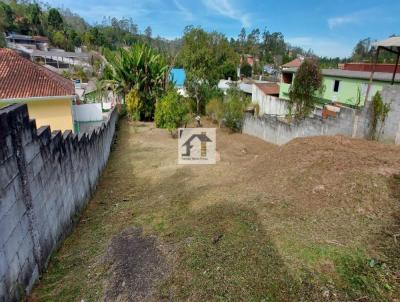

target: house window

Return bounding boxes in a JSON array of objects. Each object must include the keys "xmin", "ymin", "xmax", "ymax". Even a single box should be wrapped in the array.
[
  {"xmin": 282, "ymin": 72, "xmax": 293, "ymax": 84},
  {"xmin": 333, "ymin": 80, "xmax": 340, "ymax": 92}
]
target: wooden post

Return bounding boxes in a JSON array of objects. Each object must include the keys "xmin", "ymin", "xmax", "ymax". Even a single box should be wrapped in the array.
[
  {"xmin": 365, "ymin": 46, "xmax": 380, "ymax": 103},
  {"xmin": 391, "ymin": 47, "xmax": 400, "ymax": 85}
]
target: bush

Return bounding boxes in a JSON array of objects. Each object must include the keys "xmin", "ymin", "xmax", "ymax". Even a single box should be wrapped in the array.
[
  {"xmin": 155, "ymin": 88, "xmax": 190, "ymax": 134},
  {"xmin": 223, "ymin": 88, "xmax": 249, "ymax": 132},
  {"xmin": 206, "ymin": 98, "xmax": 224, "ymax": 125},
  {"xmin": 125, "ymin": 88, "xmax": 142, "ymax": 121},
  {"xmin": 241, "ymin": 63, "xmax": 252, "ymax": 78},
  {"xmin": 370, "ymin": 91, "xmax": 390, "ymax": 140}
]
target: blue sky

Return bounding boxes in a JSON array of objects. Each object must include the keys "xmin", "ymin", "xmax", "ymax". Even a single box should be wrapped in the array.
[{"xmin": 47, "ymin": 0, "xmax": 399, "ymax": 58}]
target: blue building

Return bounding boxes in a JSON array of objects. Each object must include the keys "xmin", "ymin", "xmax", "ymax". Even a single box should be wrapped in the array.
[{"xmin": 169, "ymin": 68, "xmax": 186, "ymax": 88}]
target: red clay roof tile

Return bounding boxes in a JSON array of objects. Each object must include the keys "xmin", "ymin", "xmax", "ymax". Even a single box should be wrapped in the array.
[
  {"xmin": 254, "ymin": 83, "xmax": 280, "ymax": 95},
  {"xmin": 0, "ymin": 48, "xmax": 74, "ymax": 99},
  {"xmin": 282, "ymin": 58, "xmax": 303, "ymax": 68}
]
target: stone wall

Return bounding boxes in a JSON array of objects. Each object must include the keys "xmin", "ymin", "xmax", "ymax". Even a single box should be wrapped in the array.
[
  {"xmin": 243, "ymin": 85, "xmax": 400, "ymax": 145},
  {"xmin": 0, "ymin": 103, "xmax": 118, "ymax": 301}
]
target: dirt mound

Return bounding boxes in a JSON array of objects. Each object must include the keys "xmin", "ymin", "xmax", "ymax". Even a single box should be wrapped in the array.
[
  {"xmin": 250, "ymin": 135, "xmax": 400, "ymax": 179},
  {"xmin": 104, "ymin": 228, "xmax": 169, "ymax": 302}
]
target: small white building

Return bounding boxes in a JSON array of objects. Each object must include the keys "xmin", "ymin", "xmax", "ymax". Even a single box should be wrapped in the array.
[{"xmin": 252, "ymin": 83, "xmax": 289, "ymax": 116}]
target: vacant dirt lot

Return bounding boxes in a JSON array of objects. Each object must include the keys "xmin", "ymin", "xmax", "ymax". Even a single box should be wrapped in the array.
[{"xmin": 30, "ymin": 119, "xmax": 400, "ymax": 301}]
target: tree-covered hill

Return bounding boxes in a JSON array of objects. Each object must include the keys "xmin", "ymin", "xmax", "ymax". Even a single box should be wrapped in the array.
[
  {"xmin": 0, "ymin": 0, "xmax": 182, "ymax": 60},
  {"xmin": 0, "ymin": 0, "xmax": 397, "ymax": 68}
]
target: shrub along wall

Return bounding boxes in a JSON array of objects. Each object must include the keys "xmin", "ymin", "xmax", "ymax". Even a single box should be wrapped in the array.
[{"xmin": 0, "ymin": 104, "xmax": 118, "ymax": 301}]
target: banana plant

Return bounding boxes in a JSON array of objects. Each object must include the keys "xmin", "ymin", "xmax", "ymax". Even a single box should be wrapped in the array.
[{"xmin": 103, "ymin": 43, "xmax": 168, "ymax": 119}]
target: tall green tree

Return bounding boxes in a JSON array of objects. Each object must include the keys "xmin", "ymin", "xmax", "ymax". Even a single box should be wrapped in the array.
[
  {"xmin": 48, "ymin": 8, "xmax": 63, "ymax": 29},
  {"xmin": 262, "ymin": 30, "xmax": 286, "ymax": 64},
  {"xmin": 246, "ymin": 28, "xmax": 260, "ymax": 56},
  {"xmin": 288, "ymin": 59, "xmax": 324, "ymax": 119},
  {"xmin": 351, "ymin": 36, "xmax": 398, "ymax": 63},
  {"xmin": 352, "ymin": 38, "xmax": 373, "ymax": 62},
  {"xmin": 27, "ymin": 3, "xmax": 42, "ymax": 35},
  {"xmin": 179, "ymin": 26, "xmax": 238, "ymax": 113},
  {"xmin": 144, "ymin": 26, "xmax": 152, "ymax": 40},
  {"xmin": 238, "ymin": 27, "xmax": 246, "ymax": 54},
  {"xmin": 104, "ymin": 43, "xmax": 168, "ymax": 119},
  {"xmin": 0, "ymin": 2, "xmax": 14, "ymax": 46}
]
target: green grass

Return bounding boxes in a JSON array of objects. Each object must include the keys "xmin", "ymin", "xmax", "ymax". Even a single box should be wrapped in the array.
[
  {"xmin": 160, "ymin": 204, "xmax": 307, "ymax": 301},
  {"xmin": 296, "ymin": 244, "xmax": 396, "ymax": 301},
  {"xmin": 30, "ymin": 120, "xmax": 400, "ymax": 301}
]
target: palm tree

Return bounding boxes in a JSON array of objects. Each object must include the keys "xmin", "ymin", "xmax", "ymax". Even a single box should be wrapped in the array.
[{"xmin": 103, "ymin": 44, "xmax": 168, "ymax": 119}]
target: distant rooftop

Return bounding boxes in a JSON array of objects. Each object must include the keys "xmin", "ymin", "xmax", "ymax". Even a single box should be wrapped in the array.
[
  {"xmin": 31, "ymin": 49, "xmax": 89, "ymax": 59},
  {"xmin": 6, "ymin": 33, "xmax": 33, "ymax": 40},
  {"xmin": 255, "ymin": 83, "xmax": 280, "ymax": 95},
  {"xmin": 0, "ymin": 49, "xmax": 74, "ymax": 99},
  {"xmin": 282, "ymin": 58, "xmax": 303, "ymax": 69},
  {"xmin": 169, "ymin": 68, "xmax": 185, "ymax": 87},
  {"xmin": 283, "ymin": 67, "xmax": 400, "ymax": 83},
  {"xmin": 374, "ymin": 36, "xmax": 400, "ymax": 48},
  {"xmin": 342, "ymin": 62, "xmax": 400, "ymax": 74}
]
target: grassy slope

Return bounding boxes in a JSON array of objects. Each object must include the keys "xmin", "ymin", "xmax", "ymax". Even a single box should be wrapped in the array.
[{"xmin": 30, "ymin": 119, "xmax": 400, "ymax": 301}]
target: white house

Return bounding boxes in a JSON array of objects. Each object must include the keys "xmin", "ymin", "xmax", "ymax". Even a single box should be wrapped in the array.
[{"xmin": 252, "ymin": 83, "xmax": 289, "ymax": 116}]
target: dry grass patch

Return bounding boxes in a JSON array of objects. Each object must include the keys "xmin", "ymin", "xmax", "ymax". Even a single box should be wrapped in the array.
[{"xmin": 30, "ymin": 119, "xmax": 400, "ymax": 301}]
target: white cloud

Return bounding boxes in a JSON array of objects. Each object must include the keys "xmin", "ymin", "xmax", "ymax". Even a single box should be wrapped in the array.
[
  {"xmin": 202, "ymin": 0, "xmax": 250, "ymax": 28},
  {"xmin": 287, "ymin": 36, "xmax": 352, "ymax": 58},
  {"xmin": 328, "ymin": 16, "xmax": 358, "ymax": 29},
  {"xmin": 327, "ymin": 8, "xmax": 378, "ymax": 29},
  {"xmin": 173, "ymin": 0, "xmax": 194, "ymax": 21}
]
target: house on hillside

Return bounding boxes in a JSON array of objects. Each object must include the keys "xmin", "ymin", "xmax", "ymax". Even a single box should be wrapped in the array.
[
  {"xmin": 6, "ymin": 33, "xmax": 49, "ymax": 51},
  {"xmin": 6, "ymin": 33, "xmax": 90, "ymax": 71},
  {"xmin": 0, "ymin": 49, "xmax": 75, "ymax": 132},
  {"xmin": 279, "ymin": 67, "xmax": 400, "ymax": 107},
  {"xmin": 241, "ymin": 54, "xmax": 258, "ymax": 67},
  {"xmin": 281, "ymin": 57, "xmax": 304, "ymax": 70},
  {"xmin": 169, "ymin": 68, "xmax": 187, "ymax": 96},
  {"xmin": 263, "ymin": 64, "xmax": 277, "ymax": 75},
  {"xmin": 30, "ymin": 49, "xmax": 90, "ymax": 70}
]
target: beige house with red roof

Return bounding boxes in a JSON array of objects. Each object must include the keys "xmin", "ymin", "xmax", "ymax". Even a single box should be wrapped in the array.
[{"xmin": 0, "ymin": 48, "xmax": 75, "ymax": 131}]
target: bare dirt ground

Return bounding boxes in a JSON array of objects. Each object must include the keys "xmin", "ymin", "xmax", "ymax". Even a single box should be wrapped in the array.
[
  {"xmin": 104, "ymin": 227, "xmax": 169, "ymax": 302},
  {"xmin": 30, "ymin": 119, "xmax": 400, "ymax": 301}
]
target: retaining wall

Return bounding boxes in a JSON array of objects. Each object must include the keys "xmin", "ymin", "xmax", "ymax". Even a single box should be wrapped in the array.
[
  {"xmin": 73, "ymin": 103, "xmax": 103, "ymax": 122},
  {"xmin": 380, "ymin": 86, "xmax": 400, "ymax": 144},
  {"xmin": 0, "ymin": 103, "xmax": 118, "ymax": 301},
  {"xmin": 243, "ymin": 85, "xmax": 400, "ymax": 145}
]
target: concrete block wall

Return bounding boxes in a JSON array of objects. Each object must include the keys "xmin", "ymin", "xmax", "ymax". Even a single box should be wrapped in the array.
[
  {"xmin": 243, "ymin": 85, "xmax": 399, "ymax": 145},
  {"xmin": 0, "ymin": 104, "xmax": 118, "ymax": 301},
  {"xmin": 243, "ymin": 106, "xmax": 359, "ymax": 145},
  {"xmin": 381, "ymin": 86, "xmax": 400, "ymax": 144}
]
